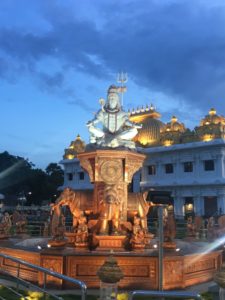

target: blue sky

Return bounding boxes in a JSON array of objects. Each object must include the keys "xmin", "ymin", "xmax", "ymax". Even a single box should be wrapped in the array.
[{"xmin": 1, "ymin": 0, "xmax": 225, "ymax": 169}]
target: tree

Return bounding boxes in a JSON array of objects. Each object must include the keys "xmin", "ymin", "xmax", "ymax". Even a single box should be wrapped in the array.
[{"xmin": 0, "ymin": 152, "xmax": 64, "ymax": 206}]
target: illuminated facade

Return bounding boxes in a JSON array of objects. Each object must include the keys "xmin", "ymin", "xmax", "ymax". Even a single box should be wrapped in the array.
[
  {"xmin": 134, "ymin": 107, "xmax": 225, "ymax": 218},
  {"xmin": 61, "ymin": 108, "xmax": 225, "ymax": 218}
]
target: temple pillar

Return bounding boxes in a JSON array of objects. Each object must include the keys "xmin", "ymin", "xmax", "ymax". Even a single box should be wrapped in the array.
[{"xmin": 78, "ymin": 149, "xmax": 145, "ymax": 242}]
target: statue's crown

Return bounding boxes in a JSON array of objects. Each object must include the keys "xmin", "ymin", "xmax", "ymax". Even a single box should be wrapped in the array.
[{"xmin": 108, "ymin": 85, "xmax": 118, "ymax": 94}]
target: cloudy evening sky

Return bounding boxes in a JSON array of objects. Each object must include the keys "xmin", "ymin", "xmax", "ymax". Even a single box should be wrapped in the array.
[{"xmin": 1, "ymin": 0, "xmax": 225, "ymax": 168}]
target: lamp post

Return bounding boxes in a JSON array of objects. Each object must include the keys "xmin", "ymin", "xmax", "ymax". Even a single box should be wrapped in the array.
[{"xmin": 158, "ymin": 205, "xmax": 164, "ymax": 292}]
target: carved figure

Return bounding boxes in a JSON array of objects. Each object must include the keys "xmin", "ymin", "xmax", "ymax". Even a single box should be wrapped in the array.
[
  {"xmin": 98, "ymin": 185, "xmax": 122, "ymax": 235},
  {"xmin": 218, "ymin": 215, "xmax": 225, "ymax": 236},
  {"xmin": 75, "ymin": 216, "xmax": 88, "ymax": 245},
  {"xmin": 86, "ymin": 85, "xmax": 141, "ymax": 148},
  {"xmin": 50, "ymin": 203, "xmax": 61, "ymax": 237},
  {"xmin": 131, "ymin": 216, "xmax": 145, "ymax": 248},
  {"xmin": 128, "ymin": 191, "xmax": 155, "ymax": 233},
  {"xmin": 194, "ymin": 216, "xmax": 203, "ymax": 235},
  {"xmin": 0, "ymin": 212, "xmax": 12, "ymax": 235},
  {"xmin": 207, "ymin": 216, "xmax": 216, "ymax": 240},
  {"xmin": 163, "ymin": 210, "xmax": 176, "ymax": 242},
  {"xmin": 12, "ymin": 211, "xmax": 27, "ymax": 234},
  {"xmin": 43, "ymin": 221, "xmax": 49, "ymax": 237},
  {"xmin": 49, "ymin": 202, "xmax": 67, "ymax": 244},
  {"xmin": 187, "ymin": 216, "xmax": 195, "ymax": 237},
  {"xmin": 55, "ymin": 188, "xmax": 83, "ymax": 228}
]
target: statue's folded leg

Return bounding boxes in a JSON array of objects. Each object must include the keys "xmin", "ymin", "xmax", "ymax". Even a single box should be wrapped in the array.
[
  {"xmin": 117, "ymin": 128, "xmax": 138, "ymax": 140},
  {"xmin": 88, "ymin": 126, "xmax": 105, "ymax": 138}
]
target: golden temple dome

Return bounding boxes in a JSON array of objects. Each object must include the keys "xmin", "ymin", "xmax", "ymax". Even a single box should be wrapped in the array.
[
  {"xmin": 129, "ymin": 105, "xmax": 165, "ymax": 146},
  {"xmin": 163, "ymin": 116, "xmax": 186, "ymax": 133},
  {"xmin": 63, "ymin": 134, "xmax": 86, "ymax": 159},
  {"xmin": 200, "ymin": 108, "xmax": 225, "ymax": 126}
]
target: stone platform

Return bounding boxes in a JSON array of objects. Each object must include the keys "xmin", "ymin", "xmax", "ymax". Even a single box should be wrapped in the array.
[{"xmin": 0, "ymin": 238, "xmax": 222, "ymax": 290}]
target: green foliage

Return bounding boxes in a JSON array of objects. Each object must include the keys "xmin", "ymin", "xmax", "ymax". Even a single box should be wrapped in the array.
[
  {"xmin": 0, "ymin": 286, "xmax": 215, "ymax": 300},
  {"xmin": 201, "ymin": 291, "xmax": 213, "ymax": 300},
  {"xmin": 0, "ymin": 151, "xmax": 63, "ymax": 205}
]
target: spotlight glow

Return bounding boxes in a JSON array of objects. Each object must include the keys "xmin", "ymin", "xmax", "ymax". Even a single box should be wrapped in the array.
[
  {"xmin": 37, "ymin": 245, "xmax": 42, "ymax": 250},
  {"xmin": 186, "ymin": 235, "xmax": 225, "ymax": 268}
]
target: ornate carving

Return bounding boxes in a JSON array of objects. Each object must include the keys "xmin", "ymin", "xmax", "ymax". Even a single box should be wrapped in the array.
[
  {"xmin": 40, "ymin": 257, "xmax": 63, "ymax": 285},
  {"xmin": 164, "ymin": 260, "xmax": 183, "ymax": 284},
  {"xmin": 126, "ymin": 158, "xmax": 143, "ymax": 182},
  {"xmin": 75, "ymin": 216, "xmax": 88, "ymax": 248},
  {"xmin": 95, "ymin": 235, "xmax": 126, "ymax": 250},
  {"xmin": 185, "ymin": 257, "xmax": 216, "ymax": 274},
  {"xmin": 79, "ymin": 158, "xmax": 94, "ymax": 182},
  {"xmin": 99, "ymin": 159, "xmax": 123, "ymax": 184}
]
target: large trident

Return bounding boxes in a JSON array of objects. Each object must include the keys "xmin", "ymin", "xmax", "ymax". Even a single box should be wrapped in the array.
[{"xmin": 117, "ymin": 71, "xmax": 128, "ymax": 108}]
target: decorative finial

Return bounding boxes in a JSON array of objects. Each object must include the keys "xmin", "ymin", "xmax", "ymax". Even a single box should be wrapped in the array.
[
  {"xmin": 209, "ymin": 108, "xmax": 216, "ymax": 116},
  {"xmin": 150, "ymin": 104, "xmax": 155, "ymax": 111},
  {"xmin": 171, "ymin": 116, "xmax": 178, "ymax": 123}
]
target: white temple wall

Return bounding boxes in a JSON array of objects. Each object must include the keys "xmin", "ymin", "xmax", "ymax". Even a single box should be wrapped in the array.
[{"xmin": 59, "ymin": 140, "xmax": 225, "ymax": 218}]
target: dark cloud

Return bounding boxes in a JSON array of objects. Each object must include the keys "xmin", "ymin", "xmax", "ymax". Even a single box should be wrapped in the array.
[
  {"xmin": 0, "ymin": 0, "xmax": 225, "ymax": 112},
  {"xmin": 37, "ymin": 71, "xmax": 64, "ymax": 91}
]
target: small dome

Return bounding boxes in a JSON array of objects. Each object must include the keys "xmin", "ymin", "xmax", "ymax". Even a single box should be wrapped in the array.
[
  {"xmin": 200, "ymin": 108, "xmax": 225, "ymax": 126},
  {"xmin": 163, "ymin": 116, "xmax": 186, "ymax": 133},
  {"xmin": 63, "ymin": 134, "xmax": 86, "ymax": 159},
  {"xmin": 209, "ymin": 108, "xmax": 216, "ymax": 116},
  {"xmin": 134, "ymin": 118, "xmax": 165, "ymax": 145}
]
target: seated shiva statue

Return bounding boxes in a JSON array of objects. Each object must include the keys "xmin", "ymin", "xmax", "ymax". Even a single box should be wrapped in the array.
[{"xmin": 87, "ymin": 85, "xmax": 141, "ymax": 148}]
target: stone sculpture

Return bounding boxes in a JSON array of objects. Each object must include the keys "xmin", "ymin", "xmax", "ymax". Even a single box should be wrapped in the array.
[
  {"xmin": 187, "ymin": 216, "xmax": 195, "ymax": 237},
  {"xmin": 75, "ymin": 215, "xmax": 88, "ymax": 247},
  {"xmin": 131, "ymin": 216, "xmax": 146, "ymax": 249},
  {"xmin": 87, "ymin": 85, "xmax": 141, "ymax": 148},
  {"xmin": 55, "ymin": 187, "xmax": 85, "ymax": 228},
  {"xmin": 12, "ymin": 211, "xmax": 27, "ymax": 234},
  {"xmin": 0, "ymin": 212, "xmax": 12, "ymax": 237},
  {"xmin": 98, "ymin": 185, "xmax": 122, "ymax": 235},
  {"xmin": 163, "ymin": 211, "xmax": 176, "ymax": 242}
]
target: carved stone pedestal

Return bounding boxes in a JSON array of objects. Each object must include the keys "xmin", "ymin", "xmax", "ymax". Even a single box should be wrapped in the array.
[
  {"xmin": 132, "ymin": 242, "xmax": 146, "ymax": 251},
  {"xmin": 75, "ymin": 242, "xmax": 89, "ymax": 250},
  {"xmin": 163, "ymin": 241, "xmax": 177, "ymax": 249},
  {"xmin": 78, "ymin": 150, "xmax": 145, "ymax": 236},
  {"xmin": 65, "ymin": 232, "xmax": 76, "ymax": 244},
  {"xmin": 48, "ymin": 239, "xmax": 67, "ymax": 248},
  {"xmin": 95, "ymin": 235, "xmax": 126, "ymax": 251}
]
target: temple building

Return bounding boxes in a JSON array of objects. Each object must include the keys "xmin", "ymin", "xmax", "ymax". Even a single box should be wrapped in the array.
[{"xmin": 60, "ymin": 106, "xmax": 225, "ymax": 219}]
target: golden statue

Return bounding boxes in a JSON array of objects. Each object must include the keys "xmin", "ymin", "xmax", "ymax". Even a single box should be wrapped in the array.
[
  {"xmin": 50, "ymin": 202, "xmax": 62, "ymax": 237},
  {"xmin": 55, "ymin": 187, "xmax": 83, "ymax": 228},
  {"xmin": 98, "ymin": 185, "xmax": 123, "ymax": 235},
  {"xmin": 128, "ymin": 191, "xmax": 155, "ymax": 232},
  {"xmin": 0, "ymin": 212, "xmax": 12, "ymax": 236},
  {"xmin": 131, "ymin": 216, "xmax": 146, "ymax": 249},
  {"xmin": 75, "ymin": 216, "xmax": 88, "ymax": 246}
]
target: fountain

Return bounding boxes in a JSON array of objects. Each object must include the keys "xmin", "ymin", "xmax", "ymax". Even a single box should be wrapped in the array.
[{"xmin": 0, "ymin": 84, "xmax": 222, "ymax": 290}]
